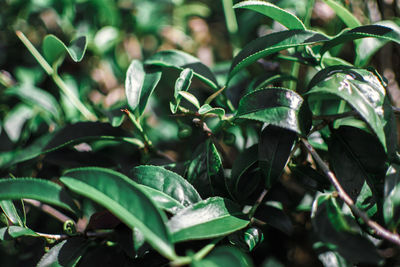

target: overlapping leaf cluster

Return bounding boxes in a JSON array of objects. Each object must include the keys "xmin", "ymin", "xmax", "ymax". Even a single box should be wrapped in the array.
[{"xmin": 1, "ymin": 0, "xmax": 400, "ymax": 266}]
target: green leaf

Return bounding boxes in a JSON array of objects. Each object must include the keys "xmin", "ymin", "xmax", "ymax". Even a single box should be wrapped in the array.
[
  {"xmin": 311, "ymin": 194, "xmax": 381, "ymax": 264},
  {"xmin": 228, "ymin": 30, "xmax": 329, "ymax": 81},
  {"xmin": 228, "ymin": 227, "xmax": 264, "ymax": 252},
  {"xmin": 36, "ymin": 238, "xmax": 89, "ymax": 267},
  {"xmin": 7, "ymin": 226, "xmax": 38, "ymax": 238},
  {"xmin": 259, "ymin": 125, "xmax": 296, "ymax": 189},
  {"xmin": 0, "ymin": 122, "xmax": 135, "ymax": 169},
  {"xmin": 178, "ymin": 91, "xmax": 201, "ymax": 109},
  {"xmin": 198, "ymin": 104, "xmax": 225, "ymax": 118},
  {"xmin": 125, "ymin": 60, "xmax": 162, "ymax": 115},
  {"xmin": 171, "ymin": 68, "xmax": 193, "ymax": 114},
  {"xmin": 355, "ymin": 21, "xmax": 400, "ymax": 67},
  {"xmin": 0, "ymin": 200, "xmax": 24, "ymax": 226},
  {"xmin": 306, "ymin": 67, "xmax": 397, "ymax": 155},
  {"xmin": 321, "ymin": 0, "xmax": 361, "ymax": 28},
  {"xmin": 60, "ymin": 167, "xmax": 176, "ymax": 260},
  {"xmin": 167, "ymin": 197, "xmax": 249, "ymax": 243},
  {"xmin": 131, "ymin": 165, "xmax": 202, "ymax": 207},
  {"xmin": 233, "ymin": 1, "xmax": 305, "ymax": 30},
  {"xmin": 0, "ymin": 178, "xmax": 78, "ymax": 214},
  {"xmin": 187, "ymin": 140, "xmax": 227, "ymax": 197},
  {"xmin": 42, "ymin": 35, "xmax": 87, "ymax": 66},
  {"xmin": 192, "ymin": 246, "xmax": 253, "ymax": 267},
  {"xmin": 383, "ymin": 164, "xmax": 400, "ymax": 229},
  {"xmin": 145, "ymin": 50, "xmax": 219, "ymax": 90},
  {"xmin": 320, "ymin": 25, "xmax": 400, "ymax": 56},
  {"xmin": 137, "ymin": 185, "xmax": 185, "ymax": 214},
  {"xmin": 235, "ymin": 87, "xmax": 307, "ymax": 134}
]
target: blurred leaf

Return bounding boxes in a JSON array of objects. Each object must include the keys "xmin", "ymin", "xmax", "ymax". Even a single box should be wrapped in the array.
[
  {"xmin": 234, "ymin": 1, "xmax": 306, "ymax": 30},
  {"xmin": 311, "ymin": 194, "xmax": 381, "ymax": 264},
  {"xmin": 321, "ymin": 25, "xmax": 400, "ymax": 55},
  {"xmin": 131, "ymin": 165, "xmax": 202, "ymax": 207},
  {"xmin": 384, "ymin": 164, "xmax": 400, "ymax": 229},
  {"xmin": 321, "ymin": 0, "xmax": 361, "ymax": 28},
  {"xmin": 167, "ymin": 197, "xmax": 249, "ymax": 243},
  {"xmin": 3, "ymin": 104, "xmax": 34, "ymax": 142},
  {"xmin": 37, "ymin": 238, "xmax": 89, "ymax": 267},
  {"xmin": 192, "ymin": 246, "xmax": 253, "ymax": 267},
  {"xmin": 145, "ymin": 50, "xmax": 219, "ymax": 90},
  {"xmin": 60, "ymin": 167, "xmax": 176, "ymax": 260},
  {"xmin": 355, "ymin": 21, "xmax": 400, "ymax": 67},
  {"xmin": 307, "ymin": 67, "xmax": 397, "ymax": 155},
  {"xmin": 0, "ymin": 178, "xmax": 78, "ymax": 214},
  {"xmin": 171, "ymin": 68, "xmax": 193, "ymax": 114},
  {"xmin": 228, "ymin": 30, "xmax": 329, "ymax": 81},
  {"xmin": 43, "ymin": 35, "xmax": 87, "ymax": 66},
  {"xmin": 125, "ymin": 60, "xmax": 162, "ymax": 115},
  {"xmin": 235, "ymin": 87, "xmax": 308, "ymax": 134},
  {"xmin": 0, "ymin": 200, "xmax": 23, "ymax": 227},
  {"xmin": 259, "ymin": 125, "xmax": 296, "ymax": 189}
]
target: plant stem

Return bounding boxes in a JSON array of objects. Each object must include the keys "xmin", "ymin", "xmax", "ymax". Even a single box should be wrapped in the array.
[
  {"xmin": 248, "ymin": 189, "xmax": 268, "ymax": 218},
  {"xmin": 222, "ymin": 0, "xmax": 240, "ymax": 56},
  {"xmin": 121, "ymin": 109, "xmax": 152, "ymax": 148},
  {"xmin": 301, "ymin": 138, "xmax": 400, "ymax": 247},
  {"xmin": 23, "ymin": 199, "xmax": 72, "ymax": 223},
  {"xmin": 16, "ymin": 31, "xmax": 97, "ymax": 122}
]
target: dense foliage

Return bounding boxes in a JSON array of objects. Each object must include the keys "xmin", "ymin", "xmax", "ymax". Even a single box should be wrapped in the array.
[{"xmin": 1, "ymin": 0, "xmax": 400, "ymax": 266}]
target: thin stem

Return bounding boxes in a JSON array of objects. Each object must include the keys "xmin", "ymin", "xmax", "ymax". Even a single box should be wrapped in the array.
[
  {"xmin": 312, "ymin": 110, "xmax": 358, "ymax": 121},
  {"xmin": 23, "ymin": 199, "xmax": 72, "ymax": 223},
  {"xmin": 36, "ymin": 232, "xmax": 69, "ymax": 241},
  {"xmin": 222, "ymin": 0, "xmax": 240, "ymax": 55},
  {"xmin": 248, "ymin": 189, "xmax": 268, "ymax": 218},
  {"xmin": 301, "ymin": 138, "xmax": 400, "ymax": 247},
  {"xmin": 16, "ymin": 31, "xmax": 97, "ymax": 122},
  {"xmin": 121, "ymin": 109, "xmax": 152, "ymax": 148}
]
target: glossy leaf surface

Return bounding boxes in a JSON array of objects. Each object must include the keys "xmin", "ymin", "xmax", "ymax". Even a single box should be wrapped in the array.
[
  {"xmin": 235, "ymin": 87, "xmax": 307, "ymax": 134},
  {"xmin": 233, "ymin": 1, "xmax": 305, "ymax": 30},
  {"xmin": 0, "ymin": 178, "xmax": 78, "ymax": 214},
  {"xmin": 228, "ymin": 30, "xmax": 329, "ymax": 81},
  {"xmin": 0, "ymin": 200, "xmax": 24, "ymax": 226},
  {"xmin": 131, "ymin": 165, "xmax": 202, "ymax": 207},
  {"xmin": 167, "ymin": 197, "xmax": 249, "ymax": 243},
  {"xmin": 42, "ymin": 35, "xmax": 87, "ymax": 65},
  {"xmin": 125, "ymin": 60, "xmax": 162, "ymax": 115},
  {"xmin": 60, "ymin": 167, "xmax": 176, "ymax": 260},
  {"xmin": 145, "ymin": 50, "xmax": 219, "ymax": 89}
]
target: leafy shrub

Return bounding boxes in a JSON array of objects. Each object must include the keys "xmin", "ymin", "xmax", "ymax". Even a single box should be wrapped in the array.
[{"xmin": 1, "ymin": 0, "xmax": 400, "ymax": 266}]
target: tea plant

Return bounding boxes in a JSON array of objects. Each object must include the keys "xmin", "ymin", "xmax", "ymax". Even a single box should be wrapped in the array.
[{"xmin": 1, "ymin": 0, "xmax": 400, "ymax": 266}]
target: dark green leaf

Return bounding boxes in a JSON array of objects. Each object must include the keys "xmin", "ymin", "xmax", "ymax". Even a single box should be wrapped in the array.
[
  {"xmin": 145, "ymin": 50, "xmax": 219, "ymax": 90},
  {"xmin": 131, "ymin": 165, "xmax": 202, "ymax": 207},
  {"xmin": 383, "ymin": 164, "xmax": 400, "ymax": 229},
  {"xmin": 259, "ymin": 125, "xmax": 296, "ymax": 188},
  {"xmin": 311, "ymin": 194, "xmax": 381, "ymax": 264},
  {"xmin": 138, "ymin": 185, "xmax": 185, "ymax": 214},
  {"xmin": 320, "ymin": 25, "xmax": 400, "ymax": 55},
  {"xmin": 36, "ymin": 238, "xmax": 89, "ymax": 267},
  {"xmin": 235, "ymin": 87, "xmax": 307, "ymax": 134},
  {"xmin": 171, "ymin": 68, "xmax": 193, "ymax": 113},
  {"xmin": 255, "ymin": 200, "xmax": 293, "ymax": 235},
  {"xmin": 233, "ymin": 1, "xmax": 305, "ymax": 30},
  {"xmin": 307, "ymin": 67, "xmax": 397, "ymax": 155},
  {"xmin": 167, "ymin": 197, "xmax": 249, "ymax": 243},
  {"xmin": 229, "ymin": 227, "xmax": 264, "ymax": 252},
  {"xmin": 192, "ymin": 246, "xmax": 253, "ymax": 267},
  {"xmin": 0, "ymin": 178, "xmax": 78, "ymax": 214},
  {"xmin": 125, "ymin": 60, "xmax": 162, "ymax": 115},
  {"xmin": 60, "ymin": 167, "xmax": 176, "ymax": 260},
  {"xmin": 228, "ymin": 30, "xmax": 329, "ymax": 81}
]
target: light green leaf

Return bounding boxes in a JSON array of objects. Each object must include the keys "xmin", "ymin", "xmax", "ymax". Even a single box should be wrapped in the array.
[
  {"xmin": 228, "ymin": 30, "xmax": 329, "ymax": 81},
  {"xmin": 125, "ymin": 60, "xmax": 162, "ymax": 115},
  {"xmin": 131, "ymin": 165, "xmax": 202, "ymax": 207},
  {"xmin": 321, "ymin": 0, "xmax": 361, "ymax": 28},
  {"xmin": 179, "ymin": 91, "xmax": 201, "ymax": 109},
  {"xmin": 42, "ymin": 35, "xmax": 87, "ymax": 66},
  {"xmin": 0, "ymin": 178, "xmax": 78, "ymax": 214},
  {"xmin": 171, "ymin": 68, "xmax": 194, "ymax": 113},
  {"xmin": 167, "ymin": 197, "xmax": 249, "ymax": 243},
  {"xmin": 198, "ymin": 104, "xmax": 225, "ymax": 118},
  {"xmin": 60, "ymin": 167, "xmax": 176, "ymax": 260},
  {"xmin": 7, "ymin": 226, "xmax": 38, "ymax": 238},
  {"xmin": 0, "ymin": 200, "xmax": 23, "ymax": 227},
  {"xmin": 137, "ymin": 185, "xmax": 185, "ymax": 214},
  {"xmin": 145, "ymin": 50, "xmax": 219, "ymax": 90},
  {"xmin": 233, "ymin": 1, "xmax": 306, "ymax": 30},
  {"xmin": 192, "ymin": 246, "xmax": 253, "ymax": 267}
]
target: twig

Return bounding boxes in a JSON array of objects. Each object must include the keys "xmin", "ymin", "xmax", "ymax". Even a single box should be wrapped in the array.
[
  {"xmin": 250, "ymin": 217, "xmax": 267, "ymax": 227},
  {"xmin": 301, "ymin": 138, "xmax": 400, "ymax": 246},
  {"xmin": 23, "ymin": 199, "xmax": 72, "ymax": 223},
  {"xmin": 36, "ymin": 230, "xmax": 113, "ymax": 241},
  {"xmin": 248, "ymin": 189, "xmax": 268, "ymax": 218},
  {"xmin": 312, "ymin": 110, "xmax": 358, "ymax": 121},
  {"xmin": 36, "ymin": 232, "xmax": 69, "ymax": 241}
]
